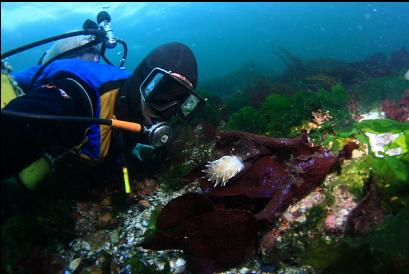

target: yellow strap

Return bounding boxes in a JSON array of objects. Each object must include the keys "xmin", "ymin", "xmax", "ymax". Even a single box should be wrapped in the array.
[
  {"xmin": 1, "ymin": 74, "xmax": 18, "ymax": 109},
  {"xmin": 122, "ymin": 167, "xmax": 131, "ymax": 193},
  {"xmin": 18, "ymin": 157, "xmax": 52, "ymax": 190}
]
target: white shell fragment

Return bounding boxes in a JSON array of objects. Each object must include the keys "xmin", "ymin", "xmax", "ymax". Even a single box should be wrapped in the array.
[
  {"xmin": 68, "ymin": 257, "xmax": 81, "ymax": 271},
  {"xmin": 202, "ymin": 155, "xmax": 244, "ymax": 187}
]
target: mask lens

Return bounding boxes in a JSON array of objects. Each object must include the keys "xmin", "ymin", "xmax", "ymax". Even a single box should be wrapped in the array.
[
  {"xmin": 142, "ymin": 72, "xmax": 165, "ymax": 98},
  {"xmin": 181, "ymin": 94, "xmax": 201, "ymax": 117}
]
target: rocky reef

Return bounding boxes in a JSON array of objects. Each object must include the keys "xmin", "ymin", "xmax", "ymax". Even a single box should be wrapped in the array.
[
  {"xmin": 2, "ymin": 48, "xmax": 409, "ymax": 274},
  {"xmin": 139, "ymin": 128, "xmax": 358, "ymax": 273}
]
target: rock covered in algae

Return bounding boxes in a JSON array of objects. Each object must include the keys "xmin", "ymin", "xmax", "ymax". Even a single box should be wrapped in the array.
[{"xmin": 140, "ymin": 129, "xmax": 357, "ymax": 273}]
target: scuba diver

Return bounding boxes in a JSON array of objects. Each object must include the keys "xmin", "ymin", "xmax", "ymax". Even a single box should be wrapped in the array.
[{"xmin": 1, "ymin": 12, "xmax": 205, "ymax": 197}]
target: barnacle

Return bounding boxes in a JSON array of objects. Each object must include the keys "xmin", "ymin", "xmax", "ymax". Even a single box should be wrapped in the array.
[{"xmin": 202, "ymin": 155, "xmax": 244, "ymax": 187}]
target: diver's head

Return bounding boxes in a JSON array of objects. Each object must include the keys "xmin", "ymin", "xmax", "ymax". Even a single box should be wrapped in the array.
[
  {"xmin": 119, "ymin": 42, "xmax": 204, "ymax": 125},
  {"xmin": 41, "ymin": 34, "xmax": 101, "ymax": 64}
]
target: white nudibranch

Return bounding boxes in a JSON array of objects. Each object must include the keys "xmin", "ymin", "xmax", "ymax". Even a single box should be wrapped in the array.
[{"xmin": 202, "ymin": 155, "xmax": 244, "ymax": 187}]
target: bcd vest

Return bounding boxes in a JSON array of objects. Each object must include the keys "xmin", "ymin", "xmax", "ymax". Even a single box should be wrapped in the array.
[{"xmin": 13, "ymin": 59, "xmax": 132, "ymax": 162}]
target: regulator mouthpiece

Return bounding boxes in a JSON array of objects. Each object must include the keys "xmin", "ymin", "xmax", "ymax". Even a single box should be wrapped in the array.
[{"xmin": 144, "ymin": 122, "xmax": 173, "ymax": 148}]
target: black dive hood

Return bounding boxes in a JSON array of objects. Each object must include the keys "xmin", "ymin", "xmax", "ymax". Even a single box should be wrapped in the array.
[
  {"xmin": 118, "ymin": 42, "xmax": 198, "ymax": 124},
  {"xmin": 115, "ymin": 42, "xmax": 199, "ymax": 154}
]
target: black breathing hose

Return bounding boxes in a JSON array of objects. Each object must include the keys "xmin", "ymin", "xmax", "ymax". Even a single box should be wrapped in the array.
[
  {"xmin": 99, "ymin": 39, "xmax": 128, "ymax": 67},
  {"xmin": 1, "ymin": 29, "xmax": 104, "ymax": 59},
  {"xmin": 1, "ymin": 110, "xmax": 144, "ymax": 133},
  {"xmin": 1, "ymin": 110, "xmax": 112, "ymax": 126},
  {"xmin": 117, "ymin": 39, "xmax": 128, "ymax": 68},
  {"xmin": 100, "ymin": 43, "xmax": 112, "ymax": 65}
]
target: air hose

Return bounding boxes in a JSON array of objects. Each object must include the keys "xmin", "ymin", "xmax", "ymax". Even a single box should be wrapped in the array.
[
  {"xmin": 1, "ymin": 29, "xmax": 128, "ymax": 74},
  {"xmin": 99, "ymin": 38, "xmax": 128, "ymax": 67},
  {"xmin": 1, "ymin": 110, "xmax": 143, "ymax": 133},
  {"xmin": 2, "ymin": 109, "xmax": 172, "ymax": 193},
  {"xmin": 1, "ymin": 30, "xmax": 104, "ymax": 59}
]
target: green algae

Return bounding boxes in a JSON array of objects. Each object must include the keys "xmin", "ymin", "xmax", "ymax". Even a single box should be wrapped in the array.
[
  {"xmin": 333, "ymin": 158, "xmax": 371, "ymax": 198},
  {"xmin": 225, "ymin": 106, "xmax": 267, "ymax": 133},
  {"xmin": 224, "ymin": 83, "xmax": 353, "ymax": 137}
]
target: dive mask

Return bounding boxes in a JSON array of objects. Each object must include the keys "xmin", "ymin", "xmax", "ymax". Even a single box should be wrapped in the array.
[{"xmin": 139, "ymin": 67, "xmax": 206, "ymax": 120}]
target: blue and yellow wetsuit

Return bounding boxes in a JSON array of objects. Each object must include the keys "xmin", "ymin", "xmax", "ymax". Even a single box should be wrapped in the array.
[{"xmin": 1, "ymin": 59, "xmax": 131, "ymax": 188}]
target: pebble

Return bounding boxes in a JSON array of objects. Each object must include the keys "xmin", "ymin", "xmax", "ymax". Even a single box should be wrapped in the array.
[
  {"xmin": 339, "ymin": 208, "xmax": 349, "ymax": 217},
  {"xmin": 239, "ymin": 267, "xmax": 250, "ymax": 274},
  {"xmin": 127, "ymin": 235, "xmax": 134, "ymax": 244},
  {"xmin": 295, "ymin": 215, "xmax": 307, "ymax": 223},
  {"xmin": 110, "ymin": 229, "xmax": 119, "ymax": 243},
  {"xmin": 68, "ymin": 258, "xmax": 81, "ymax": 271},
  {"xmin": 175, "ymin": 258, "xmax": 186, "ymax": 267},
  {"xmin": 261, "ymin": 264, "xmax": 276, "ymax": 273},
  {"xmin": 170, "ymin": 258, "xmax": 187, "ymax": 273},
  {"xmin": 70, "ymin": 239, "xmax": 91, "ymax": 254},
  {"xmin": 138, "ymin": 199, "xmax": 150, "ymax": 207},
  {"xmin": 157, "ymin": 262, "xmax": 166, "ymax": 271}
]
